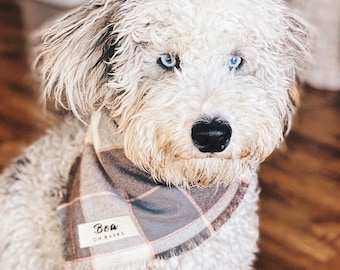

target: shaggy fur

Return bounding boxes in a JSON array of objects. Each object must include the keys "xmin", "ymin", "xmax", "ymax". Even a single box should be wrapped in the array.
[{"xmin": 0, "ymin": 0, "xmax": 309, "ymax": 269}]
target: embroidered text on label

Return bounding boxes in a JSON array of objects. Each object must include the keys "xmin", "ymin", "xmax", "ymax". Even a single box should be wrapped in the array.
[
  {"xmin": 77, "ymin": 216, "xmax": 140, "ymax": 248},
  {"xmin": 94, "ymin": 222, "xmax": 119, "ymax": 234}
]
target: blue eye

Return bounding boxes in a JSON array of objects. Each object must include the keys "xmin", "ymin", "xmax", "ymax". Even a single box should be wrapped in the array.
[
  {"xmin": 158, "ymin": 53, "xmax": 180, "ymax": 70},
  {"xmin": 228, "ymin": 55, "xmax": 244, "ymax": 70}
]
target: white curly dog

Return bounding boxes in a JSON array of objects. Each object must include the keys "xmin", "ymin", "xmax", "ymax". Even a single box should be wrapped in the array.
[{"xmin": 0, "ymin": 0, "xmax": 309, "ymax": 269}]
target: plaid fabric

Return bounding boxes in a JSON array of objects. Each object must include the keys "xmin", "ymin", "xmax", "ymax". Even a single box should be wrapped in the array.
[{"xmin": 57, "ymin": 110, "xmax": 248, "ymax": 269}]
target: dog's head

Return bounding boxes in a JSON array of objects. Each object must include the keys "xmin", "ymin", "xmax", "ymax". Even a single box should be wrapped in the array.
[{"xmin": 37, "ymin": 0, "xmax": 309, "ymax": 187}]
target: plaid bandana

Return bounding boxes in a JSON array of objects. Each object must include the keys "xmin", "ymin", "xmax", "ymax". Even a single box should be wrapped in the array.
[{"xmin": 57, "ymin": 110, "xmax": 248, "ymax": 269}]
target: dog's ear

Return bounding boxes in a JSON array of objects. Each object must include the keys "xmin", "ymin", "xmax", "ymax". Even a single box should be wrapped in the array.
[
  {"xmin": 280, "ymin": 10, "xmax": 310, "ymax": 136},
  {"xmin": 284, "ymin": 11, "xmax": 311, "ymax": 74},
  {"xmin": 35, "ymin": 1, "xmax": 123, "ymax": 119}
]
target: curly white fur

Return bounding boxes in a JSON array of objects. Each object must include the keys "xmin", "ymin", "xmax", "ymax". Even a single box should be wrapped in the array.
[
  {"xmin": 36, "ymin": 0, "xmax": 308, "ymax": 187},
  {"xmin": 1, "ymin": 0, "xmax": 309, "ymax": 269}
]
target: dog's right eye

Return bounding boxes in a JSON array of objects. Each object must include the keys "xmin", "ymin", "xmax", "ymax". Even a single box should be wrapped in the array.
[
  {"xmin": 157, "ymin": 54, "xmax": 180, "ymax": 70},
  {"xmin": 228, "ymin": 55, "xmax": 244, "ymax": 70}
]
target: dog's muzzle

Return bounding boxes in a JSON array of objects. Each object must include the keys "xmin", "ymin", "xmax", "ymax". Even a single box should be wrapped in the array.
[{"xmin": 191, "ymin": 118, "xmax": 232, "ymax": 153}]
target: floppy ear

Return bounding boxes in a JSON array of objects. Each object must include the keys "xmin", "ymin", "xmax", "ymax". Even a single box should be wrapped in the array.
[
  {"xmin": 284, "ymin": 12, "xmax": 311, "ymax": 75},
  {"xmin": 35, "ymin": 0, "xmax": 123, "ymax": 119},
  {"xmin": 281, "ymin": 10, "xmax": 310, "ymax": 136}
]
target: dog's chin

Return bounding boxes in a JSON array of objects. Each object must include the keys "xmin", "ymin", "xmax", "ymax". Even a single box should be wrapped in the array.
[{"xmin": 145, "ymin": 156, "xmax": 248, "ymax": 188}]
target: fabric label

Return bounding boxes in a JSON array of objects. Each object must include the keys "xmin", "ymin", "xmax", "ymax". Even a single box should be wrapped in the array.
[{"xmin": 77, "ymin": 216, "xmax": 140, "ymax": 248}]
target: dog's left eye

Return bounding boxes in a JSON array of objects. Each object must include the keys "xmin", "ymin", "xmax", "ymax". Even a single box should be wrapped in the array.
[
  {"xmin": 228, "ymin": 55, "xmax": 244, "ymax": 70},
  {"xmin": 157, "ymin": 54, "xmax": 180, "ymax": 70}
]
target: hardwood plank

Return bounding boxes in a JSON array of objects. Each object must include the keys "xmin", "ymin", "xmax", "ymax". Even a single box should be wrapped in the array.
[
  {"xmin": 0, "ymin": 0, "xmax": 48, "ymax": 170},
  {"xmin": 256, "ymin": 87, "xmax": 340, "ymax": 269}
]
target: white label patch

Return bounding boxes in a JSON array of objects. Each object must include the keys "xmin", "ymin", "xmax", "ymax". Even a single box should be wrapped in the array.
[{"xmin": 77, "ymin": 216, "xmax": 140, "ymax": 248}]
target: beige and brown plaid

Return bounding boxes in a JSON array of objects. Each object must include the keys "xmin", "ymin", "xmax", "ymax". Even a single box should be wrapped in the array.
[{"xmin": 57, "ymin": 110, "xmax": 248, "ymax": 269}]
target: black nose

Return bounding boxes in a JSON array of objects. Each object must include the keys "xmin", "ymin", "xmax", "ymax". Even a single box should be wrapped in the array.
[{"xmin": 191, "ymin": 119, "xmax": 232, "ymax": 153}]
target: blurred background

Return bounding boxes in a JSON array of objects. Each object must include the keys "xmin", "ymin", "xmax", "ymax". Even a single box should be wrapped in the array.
[{"xmin": 0, "ymin": 0, "xmax": 339, "ymax": 269}]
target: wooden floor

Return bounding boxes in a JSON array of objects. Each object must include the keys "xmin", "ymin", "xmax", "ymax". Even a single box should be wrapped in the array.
[{"xmin": 0, "ymin": 0, "xmax": 339, "ymax": 269}]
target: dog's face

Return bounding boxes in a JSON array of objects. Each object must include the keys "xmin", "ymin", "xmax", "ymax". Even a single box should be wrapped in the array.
[{"xmin": 38, "ymin": 0, "xmax": 309, "ymax": 187}]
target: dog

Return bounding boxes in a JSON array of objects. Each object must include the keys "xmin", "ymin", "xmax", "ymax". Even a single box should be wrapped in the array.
[{"xmin": 0, "ymin": 0, "xmax": 309, "ymax": 269}]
